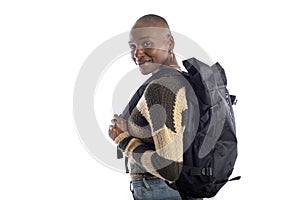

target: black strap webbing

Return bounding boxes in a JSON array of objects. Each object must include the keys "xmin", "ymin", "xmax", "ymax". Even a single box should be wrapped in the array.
[
  {"xmin": 125, "ymin": 156, "xmax": 129, "ymax": 173},
  {"xmin": 229, "ymin": 176, "xmax": 241, "ymax": 181},
  {"xmin": 230, "ymin": 95, "xmax": 237, "ymax": 105}
]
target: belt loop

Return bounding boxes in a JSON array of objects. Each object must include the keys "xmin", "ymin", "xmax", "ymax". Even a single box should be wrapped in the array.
[
  {"xmin": 130, "ymin": 181, "xmax": 134, "ymax": 193},
  {"xmin": 142, "ymin": 178, "xmax": 150, "ymax": 190},
  {"xmin": 130, "ymin": 181, "xmax": 137, "ymax": 200}
]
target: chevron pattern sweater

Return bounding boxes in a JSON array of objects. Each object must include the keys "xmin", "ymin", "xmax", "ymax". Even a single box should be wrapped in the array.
[{"xmin": 114, "ymin": 73, "xmax": 189, "ymax": 183}]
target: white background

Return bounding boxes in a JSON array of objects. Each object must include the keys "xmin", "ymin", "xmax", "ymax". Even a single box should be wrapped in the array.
[{"xmin": 1, "ymin": 0, "xmax": 299, "ymax": 199}]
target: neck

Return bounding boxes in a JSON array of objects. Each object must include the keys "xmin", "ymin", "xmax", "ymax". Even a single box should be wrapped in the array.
[
  {"xmin": 151, "ymin": 57, "xmax": 181, "ymax": 75},
  {"xmin": 168, "ymin": 64, "xmax": 181, "ymax": 71},
  {"xmin": 168, "ymin": 56, "xmax": 181, "ymax": 70},
  {"xmin": 152, "ymin": 64, "xmax": 181, "ymax": 75}
]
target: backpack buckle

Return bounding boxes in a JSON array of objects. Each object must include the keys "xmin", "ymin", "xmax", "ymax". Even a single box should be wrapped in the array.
[
  {"xmin": 229, "ymin": 95, "xmax": 237, "ymax": 105},
  {"xmin": 201, "ymin": 167, "xmax": 213, "ymax": 176}
]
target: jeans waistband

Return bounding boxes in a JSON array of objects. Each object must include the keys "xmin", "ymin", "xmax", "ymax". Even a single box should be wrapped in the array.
[
  {"xmin": 130, "ymin": 173, "xmax": 156, "ymax": 180},
  {"xmin": 131, "ymin": 177, "xmax": 163, "ymax": 189}
]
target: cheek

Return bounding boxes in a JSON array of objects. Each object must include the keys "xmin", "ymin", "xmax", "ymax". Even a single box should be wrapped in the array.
[{"xmin": 148, "ymin": 49, "xmax": 169, "ymax": 63}]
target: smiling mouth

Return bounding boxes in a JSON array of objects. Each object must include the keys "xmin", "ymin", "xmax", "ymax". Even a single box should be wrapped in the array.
[{"xmin": 137, "ymin": 60, "xmax": 152, "ymax": 66}]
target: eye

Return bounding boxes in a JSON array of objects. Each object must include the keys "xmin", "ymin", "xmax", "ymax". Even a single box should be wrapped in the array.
[
  {"xmin": 129, "ymin": 44, "xmax": 136, "ymax": 50},
  {"xmin": 142, "ymin": 41, "xmax": 152, "ymax": 48}
]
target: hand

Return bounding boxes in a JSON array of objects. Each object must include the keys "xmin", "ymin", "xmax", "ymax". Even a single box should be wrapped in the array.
[{"xmin": 108, "ymin": 114, "xmax": 128, "ymax": 141}]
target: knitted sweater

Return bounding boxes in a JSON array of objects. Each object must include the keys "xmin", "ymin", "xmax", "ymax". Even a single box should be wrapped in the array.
[{"xmin": 114, "ymin": 70, "xmax": 189, "ymax": 183}]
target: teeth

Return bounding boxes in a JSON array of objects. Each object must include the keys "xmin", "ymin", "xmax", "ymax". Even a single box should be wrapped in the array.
[{"xmin": 138, "ymin": 60, "xmax": 152, "ymax": 65}]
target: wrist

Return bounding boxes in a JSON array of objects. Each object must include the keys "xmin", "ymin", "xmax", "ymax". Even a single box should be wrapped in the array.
[{"xmin": 114, "ymin": 131, "xmax": 131, "ymax": 145}]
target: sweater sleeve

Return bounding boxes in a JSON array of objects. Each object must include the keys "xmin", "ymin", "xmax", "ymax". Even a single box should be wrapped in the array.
[{"xmin": 115, "ymin": 77, "xmax": 188, "ymax": 182}]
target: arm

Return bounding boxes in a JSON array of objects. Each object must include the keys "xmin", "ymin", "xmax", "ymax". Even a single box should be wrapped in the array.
[{"xmin": 112, "ymin": 79, "xmax": 188, "ymax": 182}]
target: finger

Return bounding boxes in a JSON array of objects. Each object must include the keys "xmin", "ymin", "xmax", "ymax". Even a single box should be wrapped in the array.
[
  {"xmin": 111, "ymin": 118, "xmax": 117, "ymax": 124},
  {"xmin": 108, "ymin": 125, "xmax": 114, "ymax": 131},
  {"xmin": 108, "ymin": 129, "xmax": 116, "ymax": 139},
  {"xmin": 114, "ymin": 114, "xmax": 121, "ymax": 121}
]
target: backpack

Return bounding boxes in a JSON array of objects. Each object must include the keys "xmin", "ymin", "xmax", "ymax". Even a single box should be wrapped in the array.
[
  {"xmin": 175, "ymin": 57, "xmax": 240, "ymax": 199},
  {"xmin": 117, "ymin": 57, "xmax": 240, "ymax": 198}
]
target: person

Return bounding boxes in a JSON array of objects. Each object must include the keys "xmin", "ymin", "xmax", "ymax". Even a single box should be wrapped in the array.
[{"xmin": 108, "ymin": 14, "xmax": 202, "ymax": 200}]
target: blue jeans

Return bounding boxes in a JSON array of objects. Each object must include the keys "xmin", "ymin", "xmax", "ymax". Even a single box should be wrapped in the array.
[{"xmin": 130, "ymin": 177, "xmax": 203, "ymax": 200}]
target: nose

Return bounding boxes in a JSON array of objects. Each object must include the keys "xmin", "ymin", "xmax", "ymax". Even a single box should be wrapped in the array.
[{"xmin": 133, "ymin": 48, "xmax": 144, "ymax": 60}]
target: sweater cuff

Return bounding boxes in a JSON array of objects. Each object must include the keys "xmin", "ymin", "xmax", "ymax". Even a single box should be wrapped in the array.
[{"xmin": 114, "ymin": 132, "xmax": 131, "ymax": 145}]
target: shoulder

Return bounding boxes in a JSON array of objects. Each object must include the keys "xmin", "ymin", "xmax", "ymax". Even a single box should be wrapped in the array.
[
  {"xmin": 143, "ymin": 74, "xmax": 188, "ymax": 113},
  {"xmin": 141, "ymin": 74, "xmax": 189, "ymax": 133},
  {"xmin": 145, "ymin": 74, "xmax": 187, "ymax": 99}
]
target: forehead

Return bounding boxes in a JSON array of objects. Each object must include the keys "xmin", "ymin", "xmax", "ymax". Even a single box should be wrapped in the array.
[{"xmin": 129, "ymin": 27, "xmax": 170, "ymax": 42}]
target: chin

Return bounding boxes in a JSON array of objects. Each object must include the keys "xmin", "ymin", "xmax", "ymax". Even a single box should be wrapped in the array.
[
  {"xmin": 139, "ymin": 68, "xmax": 151, "ymax": 75},
  {"xmin": 139, "ymin": 63, "xmax": 160, "ymax": 75}
]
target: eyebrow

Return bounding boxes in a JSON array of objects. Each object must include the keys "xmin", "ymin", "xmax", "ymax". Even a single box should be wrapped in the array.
[{"xmin": 128, "ymin": 36, "xmax": 151, "ymax": 43}]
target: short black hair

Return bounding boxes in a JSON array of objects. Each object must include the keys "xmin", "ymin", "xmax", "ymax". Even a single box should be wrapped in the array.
[{"xmin": 135, "ymin": 14, "xmax": 170, "ymax": 29}]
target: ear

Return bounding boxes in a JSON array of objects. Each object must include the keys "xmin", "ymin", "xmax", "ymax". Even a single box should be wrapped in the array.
[{"xmin": 168, "ymin": 35, "xmax": 175, "ymax": 51}]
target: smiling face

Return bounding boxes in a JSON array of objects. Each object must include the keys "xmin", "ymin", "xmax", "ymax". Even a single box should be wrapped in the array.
[{"xmin": 129, "ymin": 22, "xmax": 174, "ymax": 75}]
